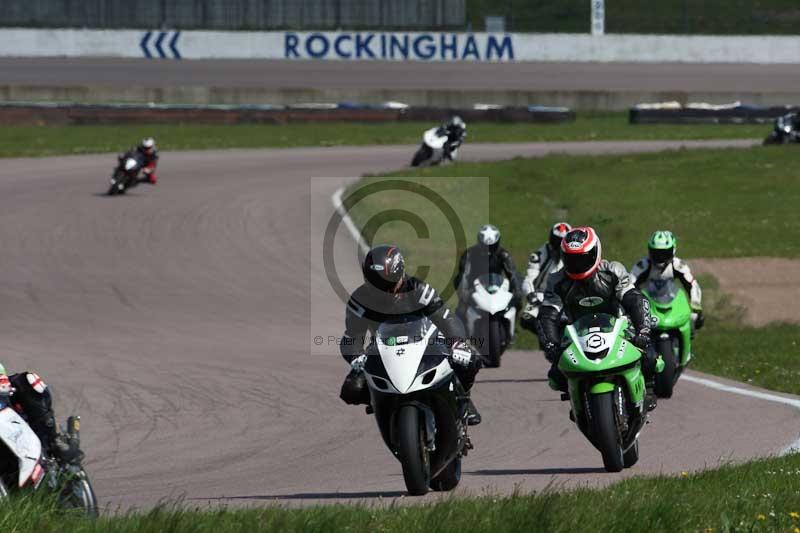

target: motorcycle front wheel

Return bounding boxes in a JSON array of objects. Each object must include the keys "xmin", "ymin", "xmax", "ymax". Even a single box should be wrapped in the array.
[
  {"xmin": 654, "ymin": 336, "xmax": 676, "ymax": 398},
  {"xmin": 590, "ymin": 391, "xmax": 624, "ymax": 472},
  {"xmin": 411, "ymin": 145, "xmax": 432, "ymax": 167},
  {"xmin": 485, "ymin": 317, "xmax": 503, "ymax": 368},
  {"xmin": 396, "ymin": 405, "xmax": 430, "ymax": 495},
  {"xmin": 58, "ymin": 472, "xmax": 99, "ymax": 518}
]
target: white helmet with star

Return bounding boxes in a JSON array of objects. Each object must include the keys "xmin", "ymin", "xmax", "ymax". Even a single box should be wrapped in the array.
[{"xmin": 477, "ymin": 224, "xmax": 500, "ymax": 247}]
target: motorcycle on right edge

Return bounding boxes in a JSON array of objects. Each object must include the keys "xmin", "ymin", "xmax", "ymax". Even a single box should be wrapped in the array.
[
  {"xmin": 558, "ymin": 313, "xmax": 663, "ymax": 472},
  {"xmin": 642, "ymin": 278, "xmax": 692, "ymax": 398},
  {"xmin": 763, "ymin": 113, "xmax": 799, "ymax": 145}
]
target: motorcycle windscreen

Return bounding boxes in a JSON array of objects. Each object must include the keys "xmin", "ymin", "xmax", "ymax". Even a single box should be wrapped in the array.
[
  {"xmin": 0, "ymin": 407, "xmax": 42, "ymax": 487},
  {"xmin": 472, "ymin": 273, "xmax": 513, "ymax": 314},
  {"xmin": 376, "ymin": 317, "xmax": 439, "ymax": 393},
  {"xmin": 646, "ymin": 279, "xmax": 680, "ymax": 305}
]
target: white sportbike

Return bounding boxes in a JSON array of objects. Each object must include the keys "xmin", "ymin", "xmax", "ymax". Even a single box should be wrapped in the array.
[
  {"xmin": 410, "ymin": 127, "xmax": 460, "ymax": 167},
  {"xmin": 363, "ymin": 316, "xmax": 473, "ymax": 496},
  {"xmin": 462, "ymin": 273, "xmax": 516, "ymax": 368}
]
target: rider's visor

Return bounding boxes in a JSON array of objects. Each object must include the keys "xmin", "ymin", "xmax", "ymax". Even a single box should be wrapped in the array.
[
  {"xmin": 649, "ymin": 247, "xmax": 674, "ymax": 265},
  {"xmin": 563, "ymin": 247, "xmax": 598, "ymax": 276}
]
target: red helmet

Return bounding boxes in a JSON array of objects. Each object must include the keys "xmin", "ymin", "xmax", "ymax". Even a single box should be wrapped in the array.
[{"xmin": 561, "ymin": 226, "xmax": 602, "ymax": 280}]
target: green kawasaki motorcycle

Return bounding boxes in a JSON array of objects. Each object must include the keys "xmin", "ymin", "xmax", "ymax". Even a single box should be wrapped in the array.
[
  {"xmin": 642, "ymin": 278, "xmax": 692, "ymax": 398},
  {"xmin": 558, "ymin": 313, "xmax": 662, "ymax": 472}
]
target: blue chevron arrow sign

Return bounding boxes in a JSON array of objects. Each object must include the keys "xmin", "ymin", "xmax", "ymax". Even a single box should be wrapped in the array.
[{"xmin": 140, "ymin": 30, "xmax": 181, "ymax": 59}]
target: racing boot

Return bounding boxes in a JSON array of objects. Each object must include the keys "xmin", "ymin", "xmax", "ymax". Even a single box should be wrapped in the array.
[
  {"xmin": 547, "ymin": 363, "xmax": 568, "ymax": 393},
  {"xmin": 466, "ymin": 398, "xmax": 482, "ymax": 426}
]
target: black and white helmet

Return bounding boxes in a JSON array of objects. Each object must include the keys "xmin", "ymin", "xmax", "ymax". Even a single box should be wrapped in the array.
[
  {"xmin": 362, "ymin": 245, "xmax": 405, "ymax": 293},
  {"xmin": 477, "ymin": 224, "xmax": 501, "ymax": 252}
]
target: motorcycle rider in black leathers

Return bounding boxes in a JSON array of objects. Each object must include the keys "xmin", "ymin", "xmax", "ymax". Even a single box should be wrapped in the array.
[
  {"xmin": 520, "ymin": 222, "xmax": 572, "ymax": 342},
  {"xmin": 538, "ymin": 227, "xmax": 658, "ymax": 411},
  {"xmin": 0, "ymin": 368, "xmax": 83, "ymax": 464},
  {"xmin": 442, "ymin": 116, "xmax": 466, "ymax": 161},
  {"xmin": 453, "ymin": 224, "xmax": 522, "ymax": 323},
  {"xmin": 339, "ymin": 245, "xmax": 482, "ymax": 425}
]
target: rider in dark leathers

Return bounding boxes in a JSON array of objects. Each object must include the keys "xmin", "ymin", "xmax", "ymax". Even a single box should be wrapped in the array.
[
  {"xmin": 453, "ymin": 224, "xmax": 521, "ymax": 321},
  {"xmin": 136, "ymin": 137, "xmax": 159, "ymax": 185},
  {"xmin": 442, "ymin": 116, "xmax": 466, "ymax": 160},
  {"xmin": 339, "ymin": 245, "xmax": 482, "ymax": 425},
  {"xmin": 537, "ymin": 227, "xmax": 658, "ymax": 410},
  {"xmin": 0, "ymin": 369, "xmax": 83, "ymax": 463}
]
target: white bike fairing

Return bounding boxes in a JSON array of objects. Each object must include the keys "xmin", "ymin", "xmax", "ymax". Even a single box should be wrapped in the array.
[
  {"xmin": 0, "ymin": 408, "xmax": 42, "ymax": 487},
  {"xmin": 471, "ymin": 277, "xmax": 513, "ymax": 315},
  {"xmin": 371, "ymin": 324, "xmax": 453, "ymax": 394},
  {"xmin": 423, "ymin": 128, "xmax": 448, "ymax": 150}
]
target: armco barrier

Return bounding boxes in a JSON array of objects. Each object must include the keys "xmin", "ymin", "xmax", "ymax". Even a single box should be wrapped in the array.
[
  {"xmin": 629, "ymin": 104, "xmax": 799, "ymax": 124},
  {"xmin": 4, "ymin": 28, "xmax": 800, "ymax": 63},
  {"xmin": 0, "ymin": 101, "xmax": 575, "ymax": 126}
]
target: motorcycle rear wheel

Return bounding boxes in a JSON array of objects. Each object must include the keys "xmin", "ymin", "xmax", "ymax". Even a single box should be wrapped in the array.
[
  {"xmin": 396, "ymin": 405, "xmax": 430, "ymax": 496},
  {"xmin": 590, "ymin": 391, "xmax": 624, "ymax": 472},
  {"xmin": 430, "ymin": 457, "xmax": 461, "ymax": 491},
  {"xmin": 623, "ymin": 439, "xmax": 640, "ymax": 468}
]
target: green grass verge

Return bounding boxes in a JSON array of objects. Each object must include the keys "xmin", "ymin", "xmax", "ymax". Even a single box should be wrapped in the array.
[
  {"xmin": 467, "ymin": 0, "xmax": 800, "ymax": 35},
  {"xmin": 0, "ymin": 114, "xmax": 766, "ymax": 158},
  {"xmin": 7, "ymin": 453, "xmax": 800, "ymax": 531},
  {"xmin": 691, "ymin": 274, "xmax": 800, "ymax": 396},
  {"xmin": 345, "ymin": 147, "xmax": 800, "ymax": 394}
]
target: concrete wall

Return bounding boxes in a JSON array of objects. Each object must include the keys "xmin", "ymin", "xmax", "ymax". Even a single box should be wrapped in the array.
[
  {"xmin": 3, "ymin": 28, "xmax": 800, "ymax": 63},
  {"xmin": 0, "ymin": 0, "xmax": 466, "ymax": 30}
]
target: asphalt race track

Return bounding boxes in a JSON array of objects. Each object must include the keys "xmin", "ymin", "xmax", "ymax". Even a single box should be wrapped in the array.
[
  {"xmin": 0, "ymin": 138, "xmax": 796, "ymax": 510},
  {"xmin": 1, "ymin": 58, "xmax": 799, "ymax": 93}
]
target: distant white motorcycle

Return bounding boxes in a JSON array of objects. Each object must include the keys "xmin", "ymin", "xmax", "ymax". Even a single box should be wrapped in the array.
[
  {"xmin": 462, "ymin": 273, "xmax": 516, "ymax": 368},
  {"xmin": 363, "ymin": 316, "xmax": 472, "ymax": 496},
  {"xmin": 410, "ymin": 127, "xmax": 460, "ymax": 167},
  {"xmin": 0, "ymin": 407, "xmax": 97, "ymax": 516}
]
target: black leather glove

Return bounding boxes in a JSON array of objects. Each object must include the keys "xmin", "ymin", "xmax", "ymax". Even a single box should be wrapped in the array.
[
  {"xmin": 632, "ymin": 327, "xmax": 651, "ymax": 351},
  {"xmin": 543, "ymin": 341, "xmax": 561, "ymax": 363},
  {"xmin": 695, "ymin": 312, "xmax": 705, "ymax": 330}
]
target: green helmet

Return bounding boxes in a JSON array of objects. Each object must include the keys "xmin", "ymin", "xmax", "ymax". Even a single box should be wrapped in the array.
[{"xmin": 648, "ymin": 230, "xmax": 676, "ymax": 266}]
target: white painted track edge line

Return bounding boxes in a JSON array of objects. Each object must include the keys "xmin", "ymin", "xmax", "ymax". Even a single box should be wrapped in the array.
[
  {"xmin": 682, "ymin": 374, "xmax": 800, "ymax": 454},
  {"xmin": 332, "ymin": 186, "xmax": 369, "ymax": 255}
]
